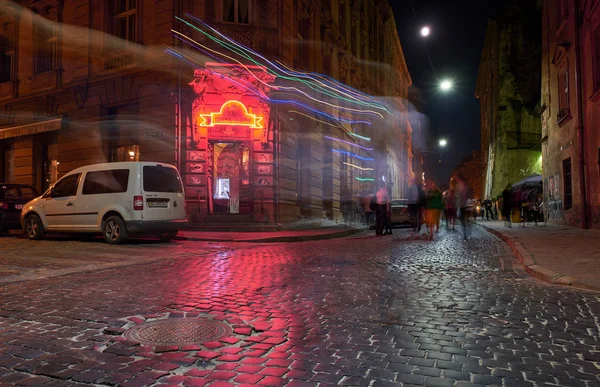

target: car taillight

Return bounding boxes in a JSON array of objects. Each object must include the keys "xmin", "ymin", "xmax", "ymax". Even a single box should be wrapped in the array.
[
  {"xmin": 0, "ymin": 202, "xmax": 7, "ymax": 210},
  {"xmin": 134, "ymin": 196, "xmax": 143, "ymax": 211}
]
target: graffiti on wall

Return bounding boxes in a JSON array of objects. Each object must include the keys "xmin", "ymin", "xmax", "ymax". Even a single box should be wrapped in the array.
[{"xmin": 545, "ymin": 173, "xmax": 563, "ymax": 221}]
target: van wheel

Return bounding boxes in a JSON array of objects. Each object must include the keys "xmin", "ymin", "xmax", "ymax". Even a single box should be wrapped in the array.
[
  {"xmin": 102, "ymin": 216, "xmax": 128, "ymax": 244},
  {"xmin": 25, "ymin": 215, "xmax": 45, "ymax": 240},
  {"xmin": 158, "ymin": 231, "xmax": 178, "ymax": 242}
]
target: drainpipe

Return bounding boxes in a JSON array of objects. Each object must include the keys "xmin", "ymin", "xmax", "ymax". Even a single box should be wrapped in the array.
[{"xmin": 574, "ymin": 0, "xmax": 589, "ymax": 228}]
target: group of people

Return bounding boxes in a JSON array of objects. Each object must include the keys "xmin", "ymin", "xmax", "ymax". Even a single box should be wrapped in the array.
[{"xmin": 408, "ymin": 175, "xmax": 473, "ymax": 240}]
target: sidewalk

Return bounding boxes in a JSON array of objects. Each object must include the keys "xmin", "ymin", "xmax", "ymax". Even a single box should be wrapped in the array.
[
  {"xmin": 478, "ymin": 220, "xmax": 600, "ymax": 292},
  {"xmin": 176, "ymin": 226, "xmax": 367, "ymax": 243}
]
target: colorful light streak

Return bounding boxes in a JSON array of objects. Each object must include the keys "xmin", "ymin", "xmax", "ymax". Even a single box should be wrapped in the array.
[
  {"xmin": 355, "ymin": 177, "xmax": 375, "ymax": 182},
  {"xmin": 324, "ymin": 136, "xmax": 373, "ymax": 151},
  {"xmin": 166, "ymin": 42, "xmax": 374, "ymax": 125},
  {"xmin": 348, "ymin": 132, "xmax": 371, "ymax": 141},
  {"xmin": 172, "ymin": 29, "xmax": 384, "ymax": 119},
  {"xmin": 343, "ymin": 162, "xmax": 374, "ymax": 171},
  {"xmin": 182, "ymin": 14, "xmax": 384, "ymax": 107},
  {"xmin": 176, "ymin": 15, "xmax": 390, "ymax": 114},
  {"xmin": 332, "ymin": 149, "xmax": 375, "ymax": 161}
]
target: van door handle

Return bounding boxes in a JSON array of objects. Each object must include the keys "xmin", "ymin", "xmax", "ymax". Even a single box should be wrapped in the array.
[{"xmin": 66, "ymin": 202, "xmax": 74, "ymax": 207}]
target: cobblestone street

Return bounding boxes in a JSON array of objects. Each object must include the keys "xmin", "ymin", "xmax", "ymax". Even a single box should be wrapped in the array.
[{"xmin": 0, "ymin": 227, "xmax": 599, "ymax": 387}]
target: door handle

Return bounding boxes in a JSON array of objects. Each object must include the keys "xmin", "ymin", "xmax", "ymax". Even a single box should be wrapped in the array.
[{"xmin": 66, "ymin": 202, "xmax": 74, "ymax": 207}]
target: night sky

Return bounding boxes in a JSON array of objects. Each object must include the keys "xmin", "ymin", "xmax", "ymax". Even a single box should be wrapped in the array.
[{"xmin": 391, "ymin": 0, "xmax": 506, "ymax": 184}]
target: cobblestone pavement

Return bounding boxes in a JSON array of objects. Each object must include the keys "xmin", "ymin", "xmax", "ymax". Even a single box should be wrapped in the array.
[{"xmin": 0, "ymin": 228, "xmax": 599, "ymax": 387}]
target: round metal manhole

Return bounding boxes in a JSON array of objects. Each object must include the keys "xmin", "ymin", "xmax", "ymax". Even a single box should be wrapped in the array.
[{"xmin": 123, "ymin": 318, "xmax": 233, "ymax": 346}]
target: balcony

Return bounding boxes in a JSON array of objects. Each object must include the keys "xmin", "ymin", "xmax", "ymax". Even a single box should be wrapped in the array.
[{"xmin": 96, "ymin": 50, "xmax": 137, "ymax": 74}]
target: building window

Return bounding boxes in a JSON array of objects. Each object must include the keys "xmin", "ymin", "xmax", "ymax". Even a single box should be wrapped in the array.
[
  {"xmin": 0, "ymin": 36, "xmax": 11, "ymax": 82},
  {"xmin": 34, "ymin": 18, "xmax": 56, "ymax": 74},
  {"xmin": 557, "ymin": 62, "xmax": 570, "ymax": 123},
  {"xmin": 563, "ymin": 158, "xmax": 572, "ymax": 210},
  {"xmin": 114, "ymin": 0, "xmax": 137, "ymax": 49},
  {"xmin": 593, "ymin": 27, "xmax": 600, "ymax": 91},
  {"xmin": 223, "ymin": 0, "xmax": 249, "ymax": 24}
]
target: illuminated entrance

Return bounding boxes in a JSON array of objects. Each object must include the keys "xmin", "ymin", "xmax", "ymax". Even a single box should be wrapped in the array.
[
  {"xmin": 186, "ymin": 63, "xmax": 276, "ymax": 221},
  {"xmin": 209, "ymin": 141, "xmax": 251, "ymax": 214}
]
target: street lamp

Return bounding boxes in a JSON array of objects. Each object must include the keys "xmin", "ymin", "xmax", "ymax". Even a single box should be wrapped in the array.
[
  {"xmin": 440, "ymin": 79, "xmax": 453, "ymax": 91},
  {"xmin": 439, "ymin": 138, "xmax": 448, "ymax": 147},
  {"xmin": 420, "ymin": 26, "xmax": 431, "ymax": 37}
]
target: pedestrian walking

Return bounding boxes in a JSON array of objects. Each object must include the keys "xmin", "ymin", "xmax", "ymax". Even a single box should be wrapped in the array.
[
  {"xmin": 383, "ymin": 196, "xmax": 393, "ymax": 235},
  {"xmin": 407, "ymin": 177, "xmax": 425, "ymax": 237},
  {"xmin": 483, "ymin": 196, "xmax": 493, "ymax": 220},
  {"xmin": 424, "ymin": 179, "xmax": 443, "ymax": 239},
  {"xmin": 375, "ymin": 183, "xmax": 388, "ymax": 236},
  {"xmin": 455, "ymin": 175, "xmax": 471, "ymax": 240},
  {"xmin": 445, "ymin": 189, "xmax": 457, "ymax": 230},
  {"xmin": 502, "ymin": 184, "xmax": 513, "ymax": 228}
]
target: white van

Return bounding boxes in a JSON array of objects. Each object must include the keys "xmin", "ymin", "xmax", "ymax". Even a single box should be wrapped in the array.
[{"xmin": 20, "ymin": 162, "xmax": 188, "ymax": 244}]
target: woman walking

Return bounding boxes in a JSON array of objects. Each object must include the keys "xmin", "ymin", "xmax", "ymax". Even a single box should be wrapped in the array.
[{"xmin": 425, "ymin": 179, "xmax": 443, "ymax": 239}]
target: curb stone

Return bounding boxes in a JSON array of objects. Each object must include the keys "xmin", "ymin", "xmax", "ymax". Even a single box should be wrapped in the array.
[
  {"xmin": 175, "ymin": 227, "xmax": 365, "ymax": 243},
  {"xmin": 477, "ymin": 224, "xmax": 600, "ymax": 292}
]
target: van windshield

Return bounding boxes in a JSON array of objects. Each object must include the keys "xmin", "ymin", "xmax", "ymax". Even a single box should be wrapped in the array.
[{"xmin": 143, "ymin": 165, "xmax": 183, "ymax": 193}]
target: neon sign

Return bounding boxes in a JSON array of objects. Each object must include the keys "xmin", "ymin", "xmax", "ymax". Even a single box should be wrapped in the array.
[{"xmin": 199, "ymin": 100, "xmax": 263, "ymax": 128}]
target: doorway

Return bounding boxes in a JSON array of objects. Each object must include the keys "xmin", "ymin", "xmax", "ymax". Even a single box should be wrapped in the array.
[{"xmin": 209, "ymin": 141, "xmax": 252, "ymax": 214}]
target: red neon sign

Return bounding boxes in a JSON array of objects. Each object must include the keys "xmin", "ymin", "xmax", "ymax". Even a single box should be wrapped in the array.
[{"xmin": 199, "ymin": 100, "xmax": 263, "ymax": 129}]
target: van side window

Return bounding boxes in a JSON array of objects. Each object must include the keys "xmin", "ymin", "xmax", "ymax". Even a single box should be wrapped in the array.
[
  {"xmin": 82, "ymin": 169, "xmax": 130, "ymax": 195},
  {"xmin": 143, "ymin": 166, "xmax": 183, "ymax": 193},
  {"xmin": 53, "ymin": 174, "xmax": 81, "ymax": 197}
]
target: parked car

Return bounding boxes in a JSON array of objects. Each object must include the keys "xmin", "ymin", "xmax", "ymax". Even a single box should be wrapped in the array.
[
  {"xmin": 390, "ymin": 199, "xmax": 411, "ymax": 226},
  {"xmin": 0, "ymin": 184, "xmax": 39, "ymax": 233},
  {"xmin": 20, "ymin": 162, "xmax": 188, "ymax": 244}
]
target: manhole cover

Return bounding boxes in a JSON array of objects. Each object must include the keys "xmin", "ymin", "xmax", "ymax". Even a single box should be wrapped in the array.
[{"xmin": 124, "ymin": 318, "xmax": 233, "ymax": 346}]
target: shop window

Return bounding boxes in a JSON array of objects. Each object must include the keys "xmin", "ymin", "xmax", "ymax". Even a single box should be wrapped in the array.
[
  {"xmin": 557, "ymin": 62, "xmax": 570, "ymax": 123},
  {"xmin": 104, "ymin": 105, "xmax": 139, "ymax": 162},
  {"xmin": 223, "ymin": 0, "xmax": 249, "ymax": 24},
  {"xmin": 34, "ymin": 17, "xmax": 56, "ymax": 74},
  {"xmin": 0, "ymin": 36, "xmax": 12, "ymax": 82},
  {"xmin": 563, "ymin": 158, "xmax": 572, "ymax": 209}
]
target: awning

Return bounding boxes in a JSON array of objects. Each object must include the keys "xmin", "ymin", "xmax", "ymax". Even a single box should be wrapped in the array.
[{"xmin": 0, "ymin": 118, "xmax": 63, "ymax": 140}]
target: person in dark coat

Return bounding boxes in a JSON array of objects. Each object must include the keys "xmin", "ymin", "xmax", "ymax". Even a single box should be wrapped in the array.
[{"xmin": 502, "ymin": 184, "xmax": 513, "ymax": 228}]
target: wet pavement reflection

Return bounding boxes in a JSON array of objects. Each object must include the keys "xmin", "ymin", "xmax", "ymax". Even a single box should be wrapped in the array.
[{"xmin": 0, "ymin": 227, "xmax": 599, "ymax": 386}]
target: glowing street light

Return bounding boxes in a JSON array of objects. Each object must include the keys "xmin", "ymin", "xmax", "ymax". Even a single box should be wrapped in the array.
[
  {"xmin": 440, "ymin": 79, "xmax": 453, "ymax": 91},
  {"xmin": 439, "ymin": 138, "xmax": 448, "ymax": 147},
  {"xmin": 420, "ymin": 26, "xmax": 431, "ymax": 37}
]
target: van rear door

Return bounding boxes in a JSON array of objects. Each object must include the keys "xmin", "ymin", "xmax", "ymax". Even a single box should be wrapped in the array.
[{"xmin": 141, "ymin": 164, "xmax": 186, "ymax": 221}]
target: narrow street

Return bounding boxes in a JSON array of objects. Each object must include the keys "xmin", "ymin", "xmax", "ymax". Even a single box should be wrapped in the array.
[{"xmin": 0, "ymin": 227, "xmax": 598, "ymax": 387}]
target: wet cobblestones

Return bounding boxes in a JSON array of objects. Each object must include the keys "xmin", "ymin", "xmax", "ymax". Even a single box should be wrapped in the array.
[{"xmin": 0, "ymin": 228, "xmax": 599, "ymax": 386}]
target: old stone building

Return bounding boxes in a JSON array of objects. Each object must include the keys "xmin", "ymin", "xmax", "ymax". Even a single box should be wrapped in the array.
[
  {"xmin": 476, "ymin": 0, "xmax": 542, "ymax": 200},
  {"xmin": 451, "ymin": 151, "xmax": 483, "ymax": 199},
  {"xmin": 541, "ymin": 0, "xmax": 600, "ymax": 228},
  {"xmin": 0, "ymin": 0, "xmax": 412, "ymax": 228}
]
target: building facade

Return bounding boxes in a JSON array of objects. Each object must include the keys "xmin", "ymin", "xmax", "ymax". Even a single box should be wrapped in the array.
[
  {"xmin": 0, "ymin": 0, "xmax": 412, "ymax": 228},
  {"xmin": 451, "ymin": 151, "xmax": 483, "ymax": 199},
  {"xmin": 476, "ymin": 0, "xmax": 543, "ymax": 200},
  {"xmin": 541, "ymin": 0, "xmax": 600, "ymax": 228}
]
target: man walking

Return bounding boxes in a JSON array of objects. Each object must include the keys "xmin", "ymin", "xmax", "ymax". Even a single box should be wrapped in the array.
[
  {"xmin": 455, "ymin": 175, "xmax": 470, "ymax": 240},
  {"xmin": 375, "ymin": 183, "xmax": 389, "ymax": 236},
  {"xmin": 483, "ymin": 196, "xmax": 493, "ymax": 220}
]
